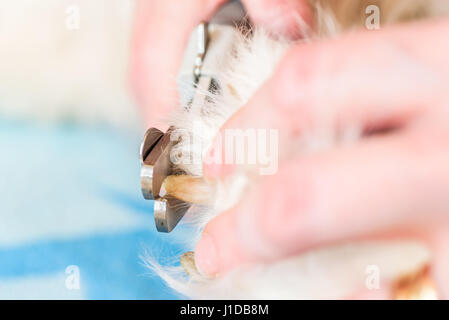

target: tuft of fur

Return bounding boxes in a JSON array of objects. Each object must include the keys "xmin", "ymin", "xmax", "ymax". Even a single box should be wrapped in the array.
[{"xmin": 162, "ymin": 175, "xmax": 214, "ymax": 205}]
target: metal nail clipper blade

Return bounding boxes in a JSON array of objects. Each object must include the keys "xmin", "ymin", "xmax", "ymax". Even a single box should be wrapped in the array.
[
  {"xmin": 140, "ymin": 0, "xmax": 246, "ymax": 233},
  {"xmin": 140, "ymin": 126, "xmax": 185, "ymax": 232}
]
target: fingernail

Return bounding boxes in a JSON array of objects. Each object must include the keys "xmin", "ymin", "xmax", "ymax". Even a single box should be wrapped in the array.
[{"xmin": 195, "ymin": 233, "xmax": 219, "ymax": 277}]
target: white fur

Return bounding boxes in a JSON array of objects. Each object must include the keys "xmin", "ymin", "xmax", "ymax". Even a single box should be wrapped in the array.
[{"xmin": 153, "ymin": 241, "xmax": 429, "ymax": 299}]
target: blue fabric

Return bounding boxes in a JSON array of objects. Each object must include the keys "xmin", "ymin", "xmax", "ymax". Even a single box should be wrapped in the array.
[{"xmin": 0, "ymin": 119, "xmax": 190, "ymax": 299}]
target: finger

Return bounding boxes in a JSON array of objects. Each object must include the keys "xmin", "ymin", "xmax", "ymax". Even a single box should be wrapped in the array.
[
  {"xmin": 203, "ymin": 18, "xmax": 449, "ymax": 179},
  {"xmin": 271, "ymin": 19, "xmax": 449, "ymax": 132},
  {"xmin": 130, "ymin": 0, "xmax": 224, "ymax": 129},
  {"xmin": 241, "ymin": 0, "xmax": 312, "ymax": 38},
  {"xmin": 196, "ymin": 132, "xmax": 449, "ymax": 276}
]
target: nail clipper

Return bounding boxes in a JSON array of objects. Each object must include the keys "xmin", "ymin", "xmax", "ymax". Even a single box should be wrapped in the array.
[{"xmin": 140, "ymin": 1, "xmax": 246, "ymax": 232}]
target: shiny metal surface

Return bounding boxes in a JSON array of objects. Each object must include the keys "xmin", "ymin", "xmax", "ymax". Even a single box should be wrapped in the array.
[
  {"xmin": 193, "ymin": 22, "xmax": 208, "ymax": 83},
  {"xmin": 140, "ymin": 126, "xmax": 191, "ymax": 232},
  {"xmin": 154, "ymin": 197, "xmax": 191, "ymax": 233}
]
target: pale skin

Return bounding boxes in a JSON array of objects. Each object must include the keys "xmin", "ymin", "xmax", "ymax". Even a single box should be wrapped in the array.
[{"xmin": 131, "ymin": 0, "xmax": 449, "ymax": 298}]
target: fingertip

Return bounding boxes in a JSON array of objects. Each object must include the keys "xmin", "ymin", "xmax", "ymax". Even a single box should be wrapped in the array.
[
  {"xmin": 195, "ymin": 232, "xmax": 219, "ymax": 277},
  {"xmin": 194, "ymin": 212, "xmax": 234, "ymax": 277},
  {"xmin": 195, "ymin": 206, "xmax": 253, "ymax": 276}
]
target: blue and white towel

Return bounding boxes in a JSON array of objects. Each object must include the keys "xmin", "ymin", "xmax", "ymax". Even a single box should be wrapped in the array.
[{"xmin": 0, "ymin": 119, "xmax": 190, "ymax": 299}]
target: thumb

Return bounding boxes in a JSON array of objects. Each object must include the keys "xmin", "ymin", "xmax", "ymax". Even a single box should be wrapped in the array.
[{"xmin": 130, "ymin": 0, "xmax": 225, "ymax": 129}]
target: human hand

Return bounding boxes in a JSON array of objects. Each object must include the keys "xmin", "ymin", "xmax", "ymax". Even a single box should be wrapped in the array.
[{"xmin": 194, "ymin": 17, "xmax": 449, "ymax": 298}]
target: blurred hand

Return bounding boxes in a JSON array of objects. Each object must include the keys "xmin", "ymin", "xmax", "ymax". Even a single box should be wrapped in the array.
[
  {"xmin": 130, "ymin": 0, "xmax": 311, "ymax": 129},
  {"xmin": 195, "ymin": 18, "xmax": 449, "ymax": 298}
]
